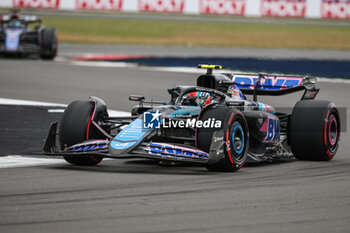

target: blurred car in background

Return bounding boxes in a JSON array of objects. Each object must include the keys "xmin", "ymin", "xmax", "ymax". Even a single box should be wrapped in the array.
[{"xmin": 0, "ymin": 10, "xmax": 57, "ymax": 59}]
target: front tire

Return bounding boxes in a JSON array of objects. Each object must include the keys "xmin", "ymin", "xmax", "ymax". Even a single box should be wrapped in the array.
[
  {"xmin": 59, "ymin": 100, "xmax": 103, "ymax": 166},
  {"xmin": 289, "ymin": 100, "xmax": 340, "ymax": 161},
  {"xmin": 197, "ymin": 106, "xmax": 249, "ymax": 172}
]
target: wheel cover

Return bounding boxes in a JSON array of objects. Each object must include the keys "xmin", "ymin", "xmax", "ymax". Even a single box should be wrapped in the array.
[
  {"xmin": 231, "ymin": 122, "xmax": 245, "ymax": 160},
  {"xmin": 328, "ymin": 115, "xmax": 339, "ymax": 153}
]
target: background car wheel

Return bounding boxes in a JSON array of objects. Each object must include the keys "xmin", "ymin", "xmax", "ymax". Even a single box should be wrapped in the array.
[
  {"xmin": 289, "ymin": 100, "xmax": 340, "ymax": 161},
  {"xmin": 40, "ymin": 28, "xmax": 57, "ymax": 60},
  {"xmin": 197, "ymin": 106, "xmax": 249, "ymax": 172},
  {"xmin": 59, "ymin": 100, "xmax": 103, "ymax": 166}
]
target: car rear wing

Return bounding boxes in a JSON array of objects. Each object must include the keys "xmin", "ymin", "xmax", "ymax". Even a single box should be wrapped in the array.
[
  {"xmin": 225, "ymin": 73, "xmax": 319, "ymax": 101},
  {"xmin": 0, "ymin": 15, "xmax": 42, "ymax": 25}
]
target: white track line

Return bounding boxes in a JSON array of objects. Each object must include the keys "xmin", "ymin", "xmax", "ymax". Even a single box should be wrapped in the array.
[
  {"xmin": 316, "ymin": 77, "xmax": 350, "ymax": 84},
  {"xmin": 107, "ymin": 109, "xmax": 130, "ymax": 117},
  {"xmin": 0, "ymin": 97, "xmax": 67, "ymax": 107},
  {"xmin": 72, "ymin": 60, "xmax": 138, "ymax": 68},
  {"xmin": 0, "ymin": 156, "xmax": 65, "ymax": 169},
  {"xmin": 48, "ymin": 109, "xmax": 65, "ymax": 113},
  {"xmin": 0, "ymin": 98, "xmax": 129, "ymax": 168},
  {"xmin": 0, "ymin": 97, "xmax": 130, "ymax": 117}
]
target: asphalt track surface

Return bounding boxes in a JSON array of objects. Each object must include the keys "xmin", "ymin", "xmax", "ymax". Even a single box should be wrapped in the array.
[{"xmin": 0, "ymin": 44, "xmax": 350, "ymax": 233}]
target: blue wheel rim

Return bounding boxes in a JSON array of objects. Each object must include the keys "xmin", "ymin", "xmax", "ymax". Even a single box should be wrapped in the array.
[{"xmin": 232, "ymin": 124, "xmax": 244, "ymax": 155}]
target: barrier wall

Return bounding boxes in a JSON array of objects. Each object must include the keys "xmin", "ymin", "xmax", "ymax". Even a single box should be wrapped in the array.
[{"xmin": 0, "ymin": 0, "xmax": 349, "ymax": 19}]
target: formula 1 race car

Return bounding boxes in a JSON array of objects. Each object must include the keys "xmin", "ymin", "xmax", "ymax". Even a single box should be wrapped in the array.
[
  {"xmin": 0, "ymin": 10, "xmax": 57, "ymax": 59},
  {"xmin": 43, "ymin": 65, "xmax": 340, "ymax": 172}
]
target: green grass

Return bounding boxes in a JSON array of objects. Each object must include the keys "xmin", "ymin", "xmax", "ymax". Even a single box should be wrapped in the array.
[{"xmin": 43, "ymin": 16, "xmax": 350, "ymax": 50}]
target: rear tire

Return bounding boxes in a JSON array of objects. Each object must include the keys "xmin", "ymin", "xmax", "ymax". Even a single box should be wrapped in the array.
[
  {"xmin": 59, "ymin": 100, "xmax": 103, "ymax": 166},
  {"xmin": 197, "ymin": 106, "xmax": 249, "ymax": 172},
  {"xmin": 289, "ymin": 100, "xmax": 340, "ymax": 161},
  {"xmin": 40, "ymin": 28, "xmax": 57, "ymax": 60}
]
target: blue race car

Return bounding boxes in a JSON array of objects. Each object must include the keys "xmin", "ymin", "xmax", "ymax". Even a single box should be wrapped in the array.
[
  {"xmin": 0, "ymin": 10, "xmax": 57, "ymax": 59},
  {"xmin": 43, "ymin": 65, "xmax": 340, "ymax": 172}
]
